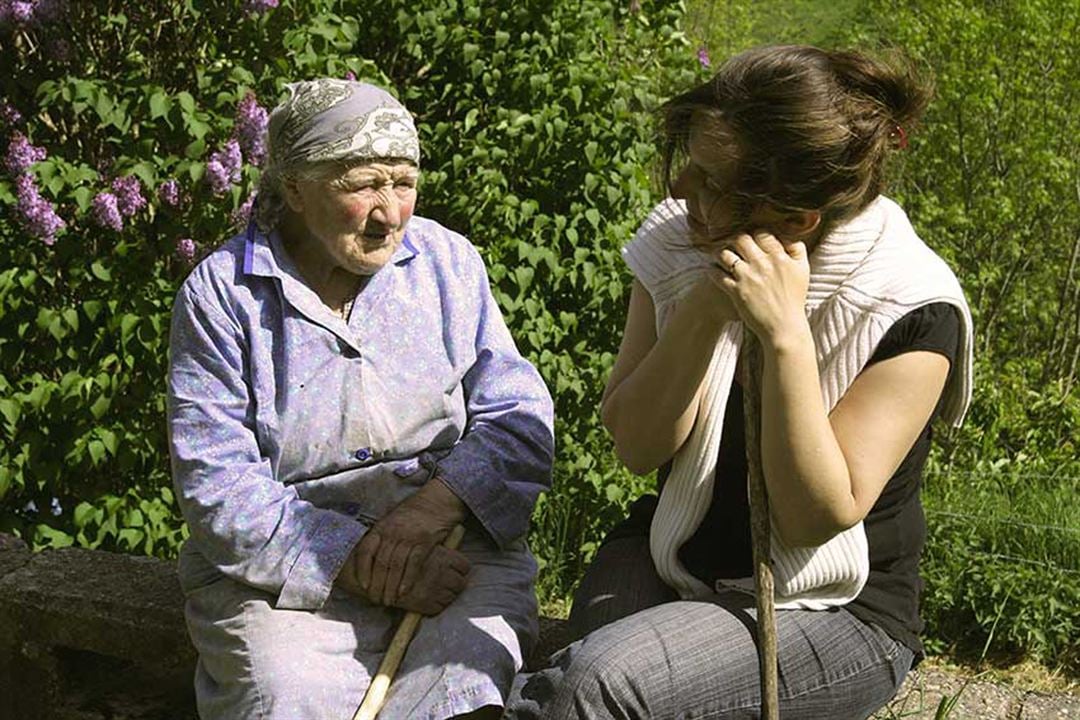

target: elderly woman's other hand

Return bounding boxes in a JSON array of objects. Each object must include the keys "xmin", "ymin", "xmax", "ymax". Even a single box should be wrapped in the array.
[{"xmin": 335, "ymin": 478, "xmax": 472, "ymax": 613}]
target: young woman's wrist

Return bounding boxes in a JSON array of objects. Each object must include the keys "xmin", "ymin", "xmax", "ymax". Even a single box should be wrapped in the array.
[{"xmin": 760, "ymin": 316, "xmax": 814, "ymax": 356}]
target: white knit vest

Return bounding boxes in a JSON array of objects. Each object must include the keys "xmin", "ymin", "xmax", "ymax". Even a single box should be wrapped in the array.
[{"xmin": 623, "ymin": 196, "xmax": 974, "ymax": 609}]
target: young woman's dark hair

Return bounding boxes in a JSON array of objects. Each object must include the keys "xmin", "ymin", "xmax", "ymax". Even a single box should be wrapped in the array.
[{"xmin": 659, "ymin": 45, "xmax": 932, "ymax": 239}]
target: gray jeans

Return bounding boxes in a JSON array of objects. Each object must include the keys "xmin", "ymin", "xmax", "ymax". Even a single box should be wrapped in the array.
[{"xmin": 504, "ymin": 536, "xmax": 913, "ymax": 719}]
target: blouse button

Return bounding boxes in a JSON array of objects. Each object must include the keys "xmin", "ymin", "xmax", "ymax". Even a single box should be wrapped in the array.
[{"xmin": 354, "ymin": 447, "xmax": 372, "ymax": 462}]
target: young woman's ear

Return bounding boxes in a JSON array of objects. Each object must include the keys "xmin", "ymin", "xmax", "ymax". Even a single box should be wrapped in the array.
[
  {"xmin": 779, "ymin": 210, "xmax": 821, "ymax": 239},
  {"xmin": 282, "ymin": 178, "xmax": 305, "ymax": 213}
]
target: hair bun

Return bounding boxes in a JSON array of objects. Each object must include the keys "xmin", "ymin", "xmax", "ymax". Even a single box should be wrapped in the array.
[{"xmin": 828, "ymin": 49, "xmax": 932, "ymax": 129}]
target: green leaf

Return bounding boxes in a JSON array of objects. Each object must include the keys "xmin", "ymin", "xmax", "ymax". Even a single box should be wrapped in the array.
[
  {"xmin": 0, "ymin": 398, "xmax": 20, "ymax": 426},
  {"xmin": 34, "ymin": 524, "xmax": 75, "ymax": 549},
  {"xmin": 73, "ymin": 501, "xmax": 98, "ymax": 527},
  {"xmin": 87, "ymin": 439, "xmax": 106, "ymax": 465},
  {"xmin": 119, "ymin": 314, "xmax": 140, "ymax": 342},
  {"xmin": 72, "ymin": 186, "xmax": 93, "ymax": 213},
  {"xmin": 464, "ymin": 108, "xmax": 479, "ymax": 134},
  {"xmin": 82, "ymin": 300, "xmax": 103, "ymax": 322},
  {"xmin": 149, "ymin": 91, "xmax": 170, "ymax": 119},
  {"xmin": 177, "ymin": 91, "xmax": 196, "ymax": 115},
  {"xmin": 61, "ymin": 308, "xmax": 79, "ymax": 332},
  {"xmin": 131, "ymin": 162, "xmax": 157, "ymax": 188},
  {"xmin": 90, "ymin": 261, "xmax": 112, "ymax": 281},
  {"xmin": 89, "ymin": 395, "xmax": 111, "ymax": 420},
  {"xmin": 98, "ymin": 428, "xmax": 118, "ymax": 456}
]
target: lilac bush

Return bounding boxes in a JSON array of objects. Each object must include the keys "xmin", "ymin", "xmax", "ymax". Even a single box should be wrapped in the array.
[
  {"xmin": 0, "ymin": 101, "xmax": 21, "ymax": 126},
  {"xmin": 4, "ymin": 131, "xmax": 46, "ymax": 174},
  {"xmin": 234, "ymin": 93, "xmax": 268, "ymax": 166},
  {"xmin": 243, "ymin": 0, "xmax": 278, "ymax": 15},
  {"xmin": 175, "ymin": 237, "xmax": 196, "ymax": 262},
  {"xmin": 111, "ymin": 175, "xmax": 146, "ymax": 217},
  {"xmin": 157, "ymin": 179, "xmax": 182, "ymax": 208},
  {"xmin": 14, "ymin": 173, "xmax": 65, "ymax": 245},
  {"xmin": 91, "ymin": 191, "xmax": 123, "ymax": 231},
  {"xmin": 231, "ymin": 191, "xmax": 257, "ymax": 229},
  {"xmin": 206, "ymin": 138, "xmax": 242, "ymax": 195}
]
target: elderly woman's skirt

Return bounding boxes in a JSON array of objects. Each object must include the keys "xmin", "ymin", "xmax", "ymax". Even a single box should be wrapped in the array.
[{"xmin": 183, "ymin": 531, "xmax": 538, "ymax": 719}]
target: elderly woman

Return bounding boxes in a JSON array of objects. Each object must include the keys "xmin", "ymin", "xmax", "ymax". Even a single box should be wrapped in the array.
[{"xmin": 167, "ymin": 80, "xmax": 554, "ymax": 719}]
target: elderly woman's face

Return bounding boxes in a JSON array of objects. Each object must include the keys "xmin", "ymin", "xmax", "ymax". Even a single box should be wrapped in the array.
[{"xmin": 287, "ymin": 161, "xmax": 419, "ymax": 275}]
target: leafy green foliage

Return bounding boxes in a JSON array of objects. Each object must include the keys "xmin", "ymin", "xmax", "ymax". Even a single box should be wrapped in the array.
[
  {"xmin": 2, "ymin": 0, "xmax": 1076, "ymax": 673},
  {"xmin": 0, "ymin": 1, "xmax": 700, "ymax": 586}
]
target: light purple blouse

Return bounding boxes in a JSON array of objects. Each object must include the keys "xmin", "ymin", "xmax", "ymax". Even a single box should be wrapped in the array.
[{"xmin": 167, "ymin": 216, "xmax": 555, "ymax": 611}]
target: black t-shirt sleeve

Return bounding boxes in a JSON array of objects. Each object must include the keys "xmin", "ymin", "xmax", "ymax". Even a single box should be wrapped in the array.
[{"xmin": 869, "ymin": 302, "xmax": 961, "ymax": 369}]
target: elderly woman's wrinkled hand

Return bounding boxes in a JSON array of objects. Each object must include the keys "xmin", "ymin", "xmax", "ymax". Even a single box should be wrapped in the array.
[{"xmin": 335, "ymin": 478, "xmax": 472, "ymax": 613}]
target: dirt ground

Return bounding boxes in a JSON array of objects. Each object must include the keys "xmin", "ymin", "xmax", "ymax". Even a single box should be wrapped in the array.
[{"xmin": 873, "ymin": 661, "xmax": 1080, "ymax": 719}]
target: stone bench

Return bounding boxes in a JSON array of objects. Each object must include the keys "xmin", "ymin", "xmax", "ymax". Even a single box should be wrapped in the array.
[
  {"xmin": 0, "ymin": 533, "xmax": 571, "ymax": 719},
  {"xmin": 14, "ymin": 533, "xmax": 1068, "ymax": 720}
]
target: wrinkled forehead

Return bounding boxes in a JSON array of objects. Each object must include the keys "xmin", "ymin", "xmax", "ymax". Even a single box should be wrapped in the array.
[
  {"xmin": 268, "ymin": 79, "xmax": 420, "ymax": 169},
  {"xmin": 336, "ymin": 159, "xmax": 420, "ymax": 179}
]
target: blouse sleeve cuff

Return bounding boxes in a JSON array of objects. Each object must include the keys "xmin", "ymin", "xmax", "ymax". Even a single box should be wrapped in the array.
[
  {"xmin": 435, "ymin": 461, "xmax": 536, "ymax": 550},
  {"xmin": 276, "ymin": 512, "xmax": 368, "ymax": 610}
]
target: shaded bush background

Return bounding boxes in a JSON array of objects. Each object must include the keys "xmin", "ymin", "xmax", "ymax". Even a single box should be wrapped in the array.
[{"xmin": 1, "ymin": 0, "xmax": 1076, "ymax": 672}]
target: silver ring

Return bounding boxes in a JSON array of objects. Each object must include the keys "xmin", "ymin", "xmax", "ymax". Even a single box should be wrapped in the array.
[{"xmin": 728, "ymin": 257, "xmax": 742, "ymax": 274}]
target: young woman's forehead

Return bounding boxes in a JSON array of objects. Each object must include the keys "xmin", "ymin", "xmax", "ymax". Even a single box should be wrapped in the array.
[{"xmin": 688, "ymin": 119, "xmax": 739, "ymax": 179}]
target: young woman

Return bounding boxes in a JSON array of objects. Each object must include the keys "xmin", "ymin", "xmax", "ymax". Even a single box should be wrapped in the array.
[{"xmin": 506, "ymin": 45, "xmax": 973, "ymax": 719}]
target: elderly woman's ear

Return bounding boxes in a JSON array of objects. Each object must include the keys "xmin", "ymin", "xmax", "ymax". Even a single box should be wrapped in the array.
[{"xmin": 282, "ymin": 178, "xmax": 305, "ymax": 213}]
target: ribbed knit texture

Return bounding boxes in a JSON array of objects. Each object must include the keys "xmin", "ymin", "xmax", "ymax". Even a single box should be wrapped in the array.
[{"xmin": 623, "ymin": 196, "xmax": 973, "ymax": 609}]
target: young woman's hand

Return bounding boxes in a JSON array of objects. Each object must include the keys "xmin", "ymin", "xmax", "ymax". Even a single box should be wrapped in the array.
[{"xmin": 715, "ymin": 231, "xmax": 810, "ymax": 346}]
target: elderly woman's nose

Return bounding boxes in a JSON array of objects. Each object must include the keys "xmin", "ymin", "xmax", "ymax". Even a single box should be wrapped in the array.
[{"xmin": 370, "ymin": 189, "xmax": 402, "ymax": 227}]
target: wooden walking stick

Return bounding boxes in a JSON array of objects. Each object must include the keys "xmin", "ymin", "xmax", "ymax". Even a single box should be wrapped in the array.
[
  {"xmin": 742, "ymin": 335, "xmax": 780, "ymax": 720},
  {"xmin": 353, "ymin": 523, "xmax": 466, "ymax": 720}
]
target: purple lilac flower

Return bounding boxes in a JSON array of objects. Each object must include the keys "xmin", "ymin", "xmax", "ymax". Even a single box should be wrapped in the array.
[
  {"xmin": 92, "ymin": 192, "xmax": 123, "ymax": 231},
  {"xmin": 175, "ymin": 237, "xmax": 196, "ymax": 262},
  {"xmin": 231, "ymin": 191, "xmax": 257, "ymax": 228},
  {"xmin": 4, "ymin": 132, "xmax": 46, "ymax": 175},
  {"xmin": 0, "ymin": 101, "xmax": 21, "ymax": 126},
  {"xmin": 158, "ymin": 179, "xmax": 181, "ymax": 208},
  {"xmin": 206, "ymin": 139, "xmax": 242, "ymax": 195},
  {"xmin": 15, "ymin": 174, "xmax": 65, "ymax": 245},
  {"xmin": 111, "ymin": 175, "xmax": 146, "ymax": 217},
  {"xmin": 243, "ymin": 0, "xmax": 278, "ymax": 14},
  {"xmin": 234, "ymin": 93, "xmax": 268, "ymax": 166},
  {"xmin": 697, "ymin": 46, "xmax": 711, "ymax": 69},
  {"xmin": 10, "ymin": 1, "xmax": 33, "ymax": 24}
]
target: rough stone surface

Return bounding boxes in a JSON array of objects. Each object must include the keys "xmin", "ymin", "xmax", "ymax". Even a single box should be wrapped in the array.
[
  {"xmin": 0, "ymin": 546, "xmax": 194, "ymax": 670},
  {"xmin": 532, "ymin": 615, "xmax": 572, "ymax": 668},
  {"xmin": 2, "ymin": 544, "xmax": 1078, "ymax": 718},
  {"xmin": 0, "ymin": 532, "xmax": 30, "ymax": 578}
]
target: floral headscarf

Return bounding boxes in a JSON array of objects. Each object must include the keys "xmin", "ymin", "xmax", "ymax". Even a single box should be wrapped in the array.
[{"xmin": 255, "ymin": 80, "xmax": 419, "ymax": 231}]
